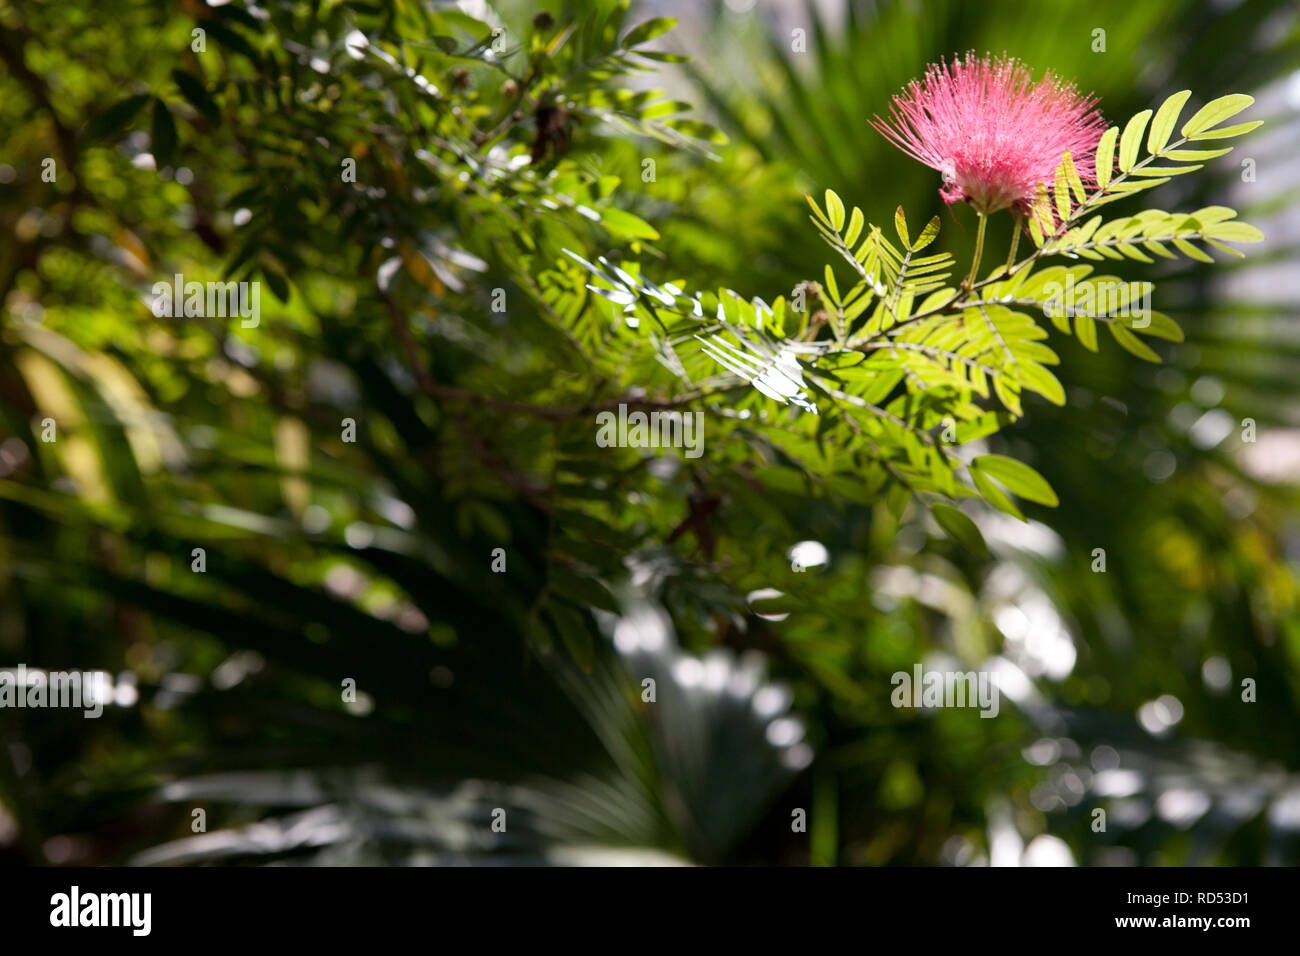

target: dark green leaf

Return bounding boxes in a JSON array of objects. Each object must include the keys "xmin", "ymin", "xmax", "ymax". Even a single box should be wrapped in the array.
[
  {"xmin": 172, "ymin": 69, "xmax": 221, "ymax": 124},
  {"xmin": 150, "ymin": 98, "xmax": 178, "ymax": 167},
  {"xmin": 932, "ymin": 503, "xmax": 990, "ymax": 558},
  {"xmin": 85, "ymin": 94, "xmax": 151, "ymax": 140}
]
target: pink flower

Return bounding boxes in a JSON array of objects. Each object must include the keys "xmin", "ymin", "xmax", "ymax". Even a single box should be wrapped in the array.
[{"xmin": 872, "ymin": 53, "xmax": 1107, "ymax": 217}]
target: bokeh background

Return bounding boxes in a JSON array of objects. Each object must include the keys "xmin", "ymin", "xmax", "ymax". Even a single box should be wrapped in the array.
[{"xmin": 1, "ymin": 0, "xmax": 1298, "ymax": 865}]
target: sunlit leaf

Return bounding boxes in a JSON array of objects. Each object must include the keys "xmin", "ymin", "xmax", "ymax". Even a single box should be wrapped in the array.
[
  {"xmin": 971, "ymin": 455, "xmax": 1058, "ymax": 507},
  {"xmin": 1147, "ymin": 89, "xmax": 1191, "ymax": 154},
  {"xmin": 1118, "ymin": 109, "xmax": 1152, "ymax": 172},
  {"xmin": 1181, "ymin": 93, "xmax": 1254, "ymax": 137}
]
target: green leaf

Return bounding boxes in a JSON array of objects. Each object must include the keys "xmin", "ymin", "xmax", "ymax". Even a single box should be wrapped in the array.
[
  {"xmin": 1203, "ymin": 221, "xmax": 1264, "ymax": 242},
  {"xmin": 1118, "ymin": 109, "xmax": 1152, "ymax": 172},
  {"xmin": 150, "ymin": 98, "xmax": 178, "ymax": 167},
  {"xmin": 1018, "ymin": 361, "xmax": 1065, "ymax": 406},
  {"xmin": 1095, "ymin": 126, "xmax": 1118, "ymax": 189},
  {"xmin": 954, "ymin": 412, "xmax": 1002, "ymax": 444},
  {"xmin": 972, "ymin": 455, "xmax": 1058, "ymax": 507},
  {"xmin": 1032, "ymin": 183, "xmax": 1054, "ymax": 237},
  {"xmin": 806, "ymin": 192, "xmax": 831, "ymax": 226},
  {"xmin": 1110, "ymin": 178, "xmax": 1168, "ymax": 194},
  {"xmin": 1060, "ymin": 150, "xmax": 1086, "ymax": 203},
  {"xmin": 993, "ymin": 374, "xmax": 1022, "ymax": 417},
  {"xmin": 1129, "ymin": 164, "xmax": 1202, "ymax": 176},
  {"xmin": 1131, "ymin": 311, "xmax": 1184, "ymax": 341},
  {"xmin": 822, "ymin": 264, "xmax": 840, "ymax": 306},
  {"xmin": 171, "ymin": 69, "xmax": 220, "ymax": 124},
  {"xmin": 893, "ymin": 206, "xmax": 909, "ymax": 247},
  {"xmin": 844, "ymin": 207, "xmax": 864, "ymax": 248},
  {"xmin": 1146, "ymin": 239, "xmax": 1178, "ymax": 260},
  {"xmin": 1044, "ymin": 295, "xmax": 1072, "ymax": 334},
  {"xmin": 1115, "ymin": 241, "xmax": 1153, "ymax": 262},
  {"xmin": 550, "ymin": 565, "xmax": 620, "ymax": 613},
  {"xmin": 1186, "ymin": 120, "xmax": 1262, "ymax": 141},
  {"xmin": 1190, "ymin": 206, "xmax": 1238, "ymax": 224},
  {"xmin": 825, "ymin": 190, "xmax": 845, "ymax": 231},
  {"xmin": 1027, "ymin": 212, "xmax": 1045, "ymax": 248},
  {"xmin": 1074, "ymin": 313, "xmax": 1097, "ymax": 352},
  {"xmin": 262, "ymin": 265, "xmax": 290, "ymax": 303},
  {"xmin": 600, "ymin": 208, "xmax": 659, "ymax": 239},
  {"xmin": 1162, "ymin": 147, "xmax": 1232, "ymax": 161},
  {"xmin": 1172, "ymin": 238, "xmax": 1215, "ymax": 263},
  {"xmin": 1147, "ymin": 90, "xmax": 1191, "ymax": 154},
  {"xmin": 622, "ymin": 17, "xmax": 677, "ymax": 47},
  {"xmin": 1053, "ymin": 162, "xmax": 1071, "ymax": 221},
  {"xmin": 971, "ymin": 467, "xmax": 1024, "ymax": 521},
  {"xmin": 1203, "ymin": 237, "xmax": 1245, "ymax": 258},
  {"xmin": 1109, "ymin": 323, "xmax": 1161, "ymax": 362},
  {"xmin": 1181, "ymin": 94, "xmax": 1253, "ymax": 138},
  {"xmin": 86, "ymin": 94, "xmax": 151, "ymax": 140},
  {"xmin": 931, "ymin": 504, "xmax": 990, "ymax": 559},
  {"xmin": 912, "ymin": 216, "xmax": 940, "ymax": 252}
]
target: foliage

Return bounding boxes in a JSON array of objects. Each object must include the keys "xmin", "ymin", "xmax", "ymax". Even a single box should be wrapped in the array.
[
  {"xmin": 669, "ymin": 0, "xmax": 1300, "ymax": 865},
  {"xmin": 558, "ymin": 88, "xmax": 1262, "ymax": 557},
  {"xmin": 0, "ymin": 0, "xmax": 1296, "ymax": 868}
]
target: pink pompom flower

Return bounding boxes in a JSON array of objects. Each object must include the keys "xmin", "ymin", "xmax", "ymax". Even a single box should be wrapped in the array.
[{"xmin": 871, "ymin": 53, "xmax": 1107, "ymax": 218}]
